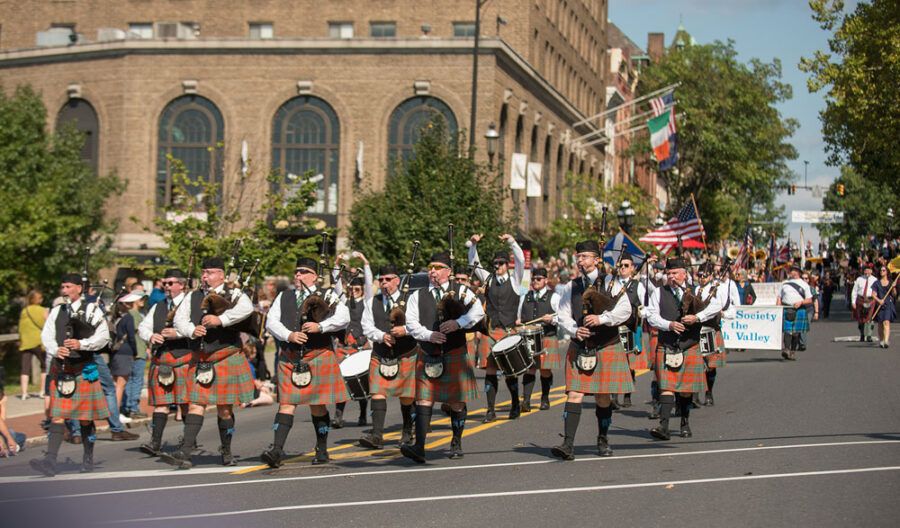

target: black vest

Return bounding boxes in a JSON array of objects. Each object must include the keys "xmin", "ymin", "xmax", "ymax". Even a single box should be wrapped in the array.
[
  {"xmin": 152, "ymin": 300, "xmax": 193, "ymax": 357},
  {"xmin": 372, "ymin": 293, "xmax": 417, "ymax": 358},
  {"xmin": 190, "ymin": 290, "xmax": 241, "ymax": 352},
  {"xmin": 278, "ymin": 288, "xmax": 336, "ymax": 351},
  {"xmin": 417, "ymin": 284, "xmax": 469, "ymax": 354},
  {"xmin": 486, "ymin": 275, "xmax": 519, "ymax": 329},
  {"xmin": 571, "ymin": 275, "xmax": 619, "ymax": 347},
  {"xmin": 658, "ymin": 285, "xmax": 701, "ymax": 349},
  {"xmin": 346, "ymin": 297, "xmax": 367, "ymax": 345},
  {"xmin": 54, "ymin": 303, "xmax": 97, "ymax": 363},
  {"xmin": 521, "ymin": 289, "xmax": 556, "ymax": 337}
]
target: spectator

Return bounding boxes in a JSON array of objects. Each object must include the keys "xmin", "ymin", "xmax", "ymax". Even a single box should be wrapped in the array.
[
  {"xmin": 821, "ymin": 272, "xmax": 836, "ymax": 318},
  {"xmin": 18, "ymin": 290, "xmax": 49, "ymax": 400},
  {"xmin": 110, "ymin": 293, "xmax": 141, "ymax": 424},
  {"xmin": 147, "ymin": 278, "xmax": 166, "ymax": 309},
  {"xmin": 735, "ymin": 269, "xmax": 757, "ymax": 305},
  {"xmin": 123, "ymin": 292, "xmax": 149, "ymax": 419},
  {"xmin": 0, "ymin": 386, "xmax": 27, "ymax": 457}
]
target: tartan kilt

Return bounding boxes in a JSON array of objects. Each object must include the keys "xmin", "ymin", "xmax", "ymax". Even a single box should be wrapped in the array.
[
  {"xmin": 783, "ymin": 308, "xmax": 809, "ymax": 334},
  {"xmin": 533, "ymin": 336, "xmax": 563, "ymax": 370},
  {"xmin": 645, "ymin": 326, "xmax": 659, "ymax": 371},
  {"xmin": 704, "ymin": 330, "xmax": 727, "ymax": 369},
  {"xmin": 368, "ymin": 352, "xmax": 416, "ymax": 399},
  {"xmin": 415, "ymin": 345, "xmax": 478, "ymax": 403},
  {"xmin": 147, "ymin": 351, "xmax": 192, "ymax": 406},
  {"xmin": 654, "ymin": 343, "xmax": 708, "ymax": 394},
  {"xmin": 564, "ymin": 340, "xmax": 634, "ymax": 395},
  {"xmin": 477, "ymin": 328, "xmax": 512, "ymax": 369},
  {"xmin": 48, "ymin": 361, "xmax": 110, "ymax": 421},
  {"xmin": 626, "ymin": 325, "xmax": 648, "ymax": 371},
  {"xmin": 334, "ymin": 333, "xmax": 361, "ymax": 362},
  {"xmin": 188, "ymin": 347, "xmax": 254, "ymax": 405},
  {"xmin": 277, "ymin": 348, "xmax": 349, "ymax": 406}
]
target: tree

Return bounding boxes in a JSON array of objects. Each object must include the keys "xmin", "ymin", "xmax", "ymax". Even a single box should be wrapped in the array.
[
  {"xmin": 349, "ymin": 118, "xmax": 514, "ymax": 269},
  {"xmin": 0, "ymin": 85, "xmax": 124, "ymax": 326},
  {"xmin": 818, "ymin": 166, "xmax": 899, "ymax": 249},
  {"xmin": 637, "ymin": 39, "xmax": 796, "ymax": 241},
  {"xmin": 800, "ymin": 0, "xmax": 900, "ymax": 188}
]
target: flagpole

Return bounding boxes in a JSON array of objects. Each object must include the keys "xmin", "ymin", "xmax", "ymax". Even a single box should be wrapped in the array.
[{"xmin": 690, "ymin": 193, "xmax": 709, "ymax": 254}]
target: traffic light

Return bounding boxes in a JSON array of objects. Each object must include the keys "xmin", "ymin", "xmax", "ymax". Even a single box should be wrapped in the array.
[{"xmin": 836, "ymin": 183, "xmax": 845, "ymax": 196}]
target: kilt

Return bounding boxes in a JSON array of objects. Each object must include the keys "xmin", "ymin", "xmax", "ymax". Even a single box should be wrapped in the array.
[
  {"xmin": 626, "ymin": 326, "xmax": 648, "ymax": 371},
  {"xmin": 147, "ymin": 351, "xmax": 193, "ymax": 406},
  {"xmin": 334, "ymin": 333, "xmax": 361, "ymax": 362},
  {"xmin": 277, "ymin": 347, "xmax": 349, "ymax": 406},
  {"xmin": 704, "ymin": 330, "xmax": 727, "ymax": 369},
  {"xmin": 564, "ymin": 340, "xmax": 634, "ymax": 395},
  {"xmin": 368, "ymin": 352, "xmax": 417, "ymax": 399},
  {"xmin": 783, "ymin": 308, "xmax": 809, "ymax": 334},
  {"xmin": 188, "ymin": 347, "xmax": 254, "ymax": 406},
  {"xmin": 415, "ymin": 345, "xmax": 478, "ymax": 403},
  {"xmin": 533, "ymin": 336, "xmax": 562, "ymax": 370},
  {"xmin": 654, "ymin": 343, "xmax": 707, "ymax": 394},
  {"xmin": 645, "ymin": 326, "xmax": 659, "ymax": 371},
  {"xmin": 48, "ymin": 361, "xmax": 110, "ymax": 421},
  {"xmin": 477, "ymin": 327, "xmax": 512, "ymax": 369}
]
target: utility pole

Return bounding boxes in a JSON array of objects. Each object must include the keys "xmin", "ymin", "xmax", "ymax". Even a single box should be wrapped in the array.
[
  {"xmin": 468, "ymin": 0, "xmax": 488, "ymax": 159},
  {"xmin": 804, "ymin": 160, "xmax": 809, "ymax": 188}
]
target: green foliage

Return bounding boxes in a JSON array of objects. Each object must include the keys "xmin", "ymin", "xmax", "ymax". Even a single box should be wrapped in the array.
[
  {"xmin": 637, "ymin": 39, "xmax": 796, "ymax": 241},
  {"xmin": 818, "ymin": 166, "xmax": 899, "ymax": 247},
  {"xmin": 0, "ymin": 85, "xmax": 124, "ymax": 326},
  {"xmin": 800, "ymin": 0, "xmax": 900, "ymax": 188},
  {"xmin": 349, "ymin": 118, "xmax": 514, "ymax": 269}
]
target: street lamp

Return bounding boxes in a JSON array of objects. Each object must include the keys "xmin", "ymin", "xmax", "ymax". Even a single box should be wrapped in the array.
[
  {"xmin": 617, "ymin": 199, "xmax": 636, "ymax": 234},
  {"xmin": 485, "ymin": 122, "xmax": 499, "ymax": 169}
]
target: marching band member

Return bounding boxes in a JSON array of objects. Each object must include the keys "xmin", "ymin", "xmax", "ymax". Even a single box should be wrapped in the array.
[
  {"xmin": 468, "ymin": 233, "xmax": 525, "ymax": 422},
  {"xmin": 603, "ymin": 252, "xmax": 646, "ymax": 409},
  {"xmin": 702, "ymin": 262, "xmax": 740, "ymax": 405},
  {"xmin": 851, "ymin": 263, "xmax": 878, "ymax": 342},
  {"xmin": 260, "ymin": 257, "xmax": 350, "ymax": 467},
  {"xmin": 552, "ymin": 241, "xmax": 633, "ymax": 460},
  {"xmin": 517, "ymin": 268, "xmax": 560, "ymax": 411},
  {"xmin": 778, "ymin": 265, "xmax": 814, "ymax": 361},
  {"xmin": 162, "ymin": 257, "xmax": 255, "ymax": 469},
  {"xmin": 332, "ymin": 275, "xmax": 370, "ymax": 428}
]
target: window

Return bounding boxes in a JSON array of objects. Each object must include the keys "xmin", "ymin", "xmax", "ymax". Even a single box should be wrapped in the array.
[
  {"xmin": 156, "ymin": 95, "xmax": 224, "ymax": 212},
  {"xmin": 388, "ymin": 96, "xmax": 458, "ymax": 169},
  {"xmin": 329, "ymin": 22, "xmax": 353, "ymax": 39},
  {"xmin": 249, "ymin": 22, "xmax": 273, "ymax": 39},
  {"xmin": 128, "ymin": 23, "xmax": 153, "ymax": 39},
  {"xmin": 452, "ymin": 22, "xmax": 476, "ymax": 37},
  {"xmin": 370, "ymin": 21, "xmax": 396, "ymax": 38},
  {"xmin": 57, "ymin": 99, "xmax": 99, "ymax": 175},
  {"xmin": 272, "ymin": 96, "xmax": 341, "ymax": 224}
]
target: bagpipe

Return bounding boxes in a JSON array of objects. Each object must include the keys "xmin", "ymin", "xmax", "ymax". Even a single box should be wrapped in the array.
[
  {"xmin": 198, "ymin": 240, "xmax": 262, "ymax": 337},
  {"xmin": 580, "ymin": 207, "xmax": 622, "ymax": 351},
  {"xmin": 438, "ymin": 223, "xmax": 474, "ymax": 323}
]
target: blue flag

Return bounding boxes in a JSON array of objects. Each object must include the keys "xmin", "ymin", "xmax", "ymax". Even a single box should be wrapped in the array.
[{"xmin": 603, "ymin": 230, "xmax": 647, "ymax": 268}]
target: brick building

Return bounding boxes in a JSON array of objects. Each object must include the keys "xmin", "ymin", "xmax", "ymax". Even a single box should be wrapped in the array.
[{"xmin": 0, "ymin": 0, "xmax": 610, "ymax": 256}]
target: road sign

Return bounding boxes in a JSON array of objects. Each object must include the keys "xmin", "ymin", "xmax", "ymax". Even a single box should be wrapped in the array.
[{"xmin": 791, "ymin": 210, "xmax": 844, "ymax": 224}]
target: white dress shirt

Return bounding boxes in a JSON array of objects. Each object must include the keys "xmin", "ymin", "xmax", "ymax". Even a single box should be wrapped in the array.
[
  {"xmin": 645, "ymin": 282, "xmax": 723, "ymax": 332},
  {"xmin": 41, "ymin": 299, "xmax": 110, "ymax": 358},
  {"xmin": 516, "ymin": 286, "xmax": 560, "ymax": 325},
  {"xmin": 404, "ymin": 282, "xmax": 485, "ymax": 343},
  {"xmin": 175, "ymin": 284, "xmax": 254, "ymax": 340},
  {"xmin": 361, "ymin": 289, "xmax": 402, "ymax": 344},
  {"xmin": 851, "ymin": 275, "xmax": 878, "ymax": 307},
  {"xmin": 557, "ymin": 269, "xmax": 632, "ymax": 339},
  {"xmin": 138, "ymin": 293, "xmax": 186, "ymax": 343},
  {"xmin": 265, "ymin": 286, "xmax": 351, "ymax": 342}
]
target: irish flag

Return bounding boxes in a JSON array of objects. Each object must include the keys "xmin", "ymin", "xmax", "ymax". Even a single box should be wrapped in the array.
[{"xmin": 648, "ymin": 111, "xmax": 672, "ymax": 162}]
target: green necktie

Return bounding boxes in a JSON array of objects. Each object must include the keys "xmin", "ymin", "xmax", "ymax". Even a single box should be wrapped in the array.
[
  {"xmin": 433, "ymin": 288, "xmax": 442, "ymax": 303},
  {"xmin": 297, "ymin": 290, "xmax": 306, "ymax": 309},
  {"xmin": 673, "ymin": 286, "xmax": 683, "ymax": 302}
]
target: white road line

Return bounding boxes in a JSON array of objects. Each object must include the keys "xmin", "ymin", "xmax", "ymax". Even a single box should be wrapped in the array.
[
  {"xmin": 0, "ymin": 465, "xmax": 241, "ymax": 484},
  {"xmin": 105, "ymin": 465, "xmax": 900, "ymax": 524},
  {"xmin": 1, "ymin": 439, "xmax": 897, "ymax": 503}
]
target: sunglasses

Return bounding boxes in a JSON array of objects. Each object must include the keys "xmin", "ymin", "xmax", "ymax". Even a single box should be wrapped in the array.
[
  {"xmin": 162, "ymin": 280, "xmax": 180, "ymax": 286},
  {"xmin": 378, "ymin": 276, "xmax": 398, "ymax": 282},
  {"xmin": 295, "ymin": 269, "xmax": 316, "ymax": 275},
  {"xmin": 617, "ymin": 263, "xmax": 632, "ymax": 268},
  {"xmin": 427, "ymin": 264, "xmax": 450, "ymax": 271},
  {"xmin": 531, "ymin": 276, "xmax": 546, "ymax": 281}
]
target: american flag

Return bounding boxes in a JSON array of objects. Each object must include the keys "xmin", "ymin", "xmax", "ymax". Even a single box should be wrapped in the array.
[
  {"xmin": 650, "ymin": 92, "xmax": 677, "ymax": 135},
  {"xmin": 732, "ymin": 226, "xmax": 753, "ymax": 272},
  {"xmin": 639, "ymin": 200, "xmax": 705, "ymax": 255},
  {"xmin": 776, "ymin": 242, "xmax": 792, "ymax": 264}
]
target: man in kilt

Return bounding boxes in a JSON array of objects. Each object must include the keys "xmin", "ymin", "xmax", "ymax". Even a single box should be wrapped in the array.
[
  {"xmin": 851, "ymin": 263, "xmax": 877, "ymax": 342},
  {"xmin": 260, "ymin": 257, "xmax": 350, "ymax": 467},
  {"xmin": 517, "ymin": 267, "xmax": 560, "ymax": 411},
  {"xmin": 551, "ymin": 241, "xmax": 633, "ymax": 461},
  {"xmin": 779, "ymin": 265, "xmax": 814, "ymax": 361},
  {"xmin": 645, "ymin": 257, "xmax": 722, "ymax": 440},
  {"xmin": 359, "ymin": 264, "xmax": 418, "ymax": 449},
  {"xmin": 162, "ymin": 257, "xmax": 255, "ymax": 469},
  {"xmin": 603, "ymin": 252, "xmax": 647, "ymax": 409},
  {"xmin": 400, "ymin": 252, "xmax": 485, "ymax": 463},
  {"xmin": 138, "ymin": 268, "xmax": 191, "ymax": 456},
  {"xmin": 468, "ymin": 233, "xmax": 525, "ymax": 422},
  {"xmin": 332, "ymin": 274, "xmax": 370, "ymax": 428},
  {"xmin": 32, "ymin": 273, "xmax": 111, "ymax": 476}
]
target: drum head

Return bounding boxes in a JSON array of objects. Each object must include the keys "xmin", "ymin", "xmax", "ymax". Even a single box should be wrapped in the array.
[
  {"xmin": 518, "ymin": 324, "xmax": 543, "ymax": 336},
  {"xmin": 340, "ymin": 350, "xmax": 373, "ymax": 377},
  {"xmin": 492, "ymin": 334, "xmax": 523, "ymax": 353}
]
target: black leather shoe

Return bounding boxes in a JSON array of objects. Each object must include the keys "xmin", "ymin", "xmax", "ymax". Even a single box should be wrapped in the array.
[
  {"xmin": 260, "ymin": 446, "xmax": 284, "ymax": 468},
  {"xmin": 650, "ymin": 427, "xmax": 671, "ymax": 441},
  {"xmin": 622, "ymin": 394, "xmax": 633, "ymax": 408},
  {"xmin": 521, "ymin": 399, "xmax": 531, "ymax": 413},
  {"xmin": 30, "ymin": 458, "xmax": 57, "ymax": 477},
  {"xmin": 448, "ymin": 438, "xmax": 464, "ymax": 459},
  {"xmin": 539, "ymin": 397, "xmax": 550, "ymax": 410},
  {"xmin": 311, "ymin": 447, "xmax": 329, "ymax": 465},
  {"xmin": 359, "ymin": 433, "xmax": 384, "ymax": 450},
  {"xmin": 482, "ymin": 409, "xmax": 497, "ymax": 423},
  {"xmin": 139, "ymin": 442, "xmax": 161, "ymax": 456},
  {"xmin": 220, "ymin": 446, "xmax": 237, "ymax": 466},
  {"xmin": 400, "ymin": 443, "xmax": 426, "ymax": 464},
  {"xmin": 703, "ymin": 391, "xmax": 715, "ymax": 406},
  {"xmin": 597, "ymin": 435, "xmax": 613, "ymax": 457},
  {"xmin": 331, "ymin": 413, "xmax": 344, "ymax": 429},
  {"xmin": 648, "ymin": 404, "xmax": 660, "ymax": 419},
  {"xmin": 160, "ymin": 449, "xmax": 193, "ymax": 469},
  {"xmin": 399, "ymin": 428, "xmax": 413, "ymax": 446},
  {"xmin": 680, "ymin": 424, "xmax": 692, "ymax": 438},
  {"xmin": 508, "ymin": 405, "xmax": 521, "ymax": 420},
  {"xmin": 550, "ymin": 443, "xmax": 575, "ymax": 461}
]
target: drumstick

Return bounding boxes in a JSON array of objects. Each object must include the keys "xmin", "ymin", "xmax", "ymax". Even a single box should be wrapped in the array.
[{"xmin": 519, "ymin": 313, "xmax": 557, "ymax": 327}]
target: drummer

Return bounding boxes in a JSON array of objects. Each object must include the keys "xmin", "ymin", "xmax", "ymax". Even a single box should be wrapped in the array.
[
  {"xmin": 260, "ymin": 257, "xmax": 350, "ymax": 467},
  {"xmin": 603, "ymin": 252, "xmax": 647, "ymax": 409},
  {"xmin": 517, "ymin": 267, "xmax": 560, "ymax": 411}
]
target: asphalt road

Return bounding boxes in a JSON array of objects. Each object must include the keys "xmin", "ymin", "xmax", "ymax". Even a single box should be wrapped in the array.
[{"xmin": 2, "ymin": 304, "xmax": 899, "ymax": 527}]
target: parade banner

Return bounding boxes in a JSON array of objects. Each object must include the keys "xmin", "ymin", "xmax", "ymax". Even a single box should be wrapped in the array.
[
  {"xmin": 752, "ymin": 282, "xmax": 782, "ymax": 306},
  {"xmin": 790, "ymin": 210, "xmax": 844, "ymax": 224},
  {"xmin": 722, "ymin": 306, "xmax": 783, "ymax": 350}
]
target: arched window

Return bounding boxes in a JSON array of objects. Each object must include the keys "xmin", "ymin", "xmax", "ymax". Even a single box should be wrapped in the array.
[
  {"xmin": 156, "ymin": 95, "xmax": 224, "ymax": 211},
  {"xmin": 272, "ymin": 96, "xmax": 341, "ymax": 223},
  {"xmin": 57, "ymin": 99, "xmax": 99, "ymax": 175},
  {"xmin": 388, "ymin": 96, "xmax": 457, "ymax": 168}
]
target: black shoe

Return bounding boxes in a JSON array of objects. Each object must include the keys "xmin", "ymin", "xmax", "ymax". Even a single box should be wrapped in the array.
[
  {"xmin": 483, "ymin": 409, "xmax": 497, "ymax": 423},
  {"xmin": 260, "ymin": 446, "xmax": 284, "ymax": 468},
  {"xmin": 81, "ymin": 453, "xmax": 94, "ymax": 473},
  {"xmin": 400, "ymin": 443, "xmax": 426, "ymax": 464},
  {"xmin": 160, "ymin": 449, "xmax": 193, "ymax": 469},
  {"xmin": 139, "ymin": 442, "xmax": 161, "ymax": 456},
  {"xmin": 508, "ymin": 405, "xmax": 521, "ymax": 420},
  {"xmin": 798, "ymin": 345, "xmax": 807, "ymax": 352},
  {"xmin": 311, "ymin": 447, "xmax": 329, "ymax": 465},
  {"xmin": 866, "ymin": 337, "xmax": 873, "ymax": 342},
  {"xmin": 680, "ymin": 424, "xmax": 692, "ymax": 438},
  {"xmin": 648, "ymin": 404, "xmax": 660, "ymax": 420},
  {"xmin": 358, "ymin": 433, "xmax": 384, "ymax": 450},
  {"xmin": 30, "ymin": 458, "xmax": 57, "ymax": 477},
  {"xmin": 331, "ymin": 414, "xmax": 344, "ymax": 429},
  {"xmin": 690, "ymin": 394, "xmax": 701, "ymax": 409},
  {"xmin": 622, "ymin": 394, "xmax": 633, "ymax": 408},
  {"xmin": 220, "ymin": 446, "xmax": 237, "ymax": 466},
  {"xmin": 649, "ymin": 427, "xmax": 671, "ymax": 441},
  {"xmin": 539, "ymin": 397, "xmax": 550, "ymax": 410},
  {"xmin": 448, "ymin": 438, "xmax": 464, "ymax": 459},
  {"xmin": 550, "ymin": 443, "xmax": 575, "ymax": 461},
  {"xmin": 521, "ymin": 399, "xmax": 531, "ymax": 413},
  {"xmin": 782, "ymin": 350, "xmax": 791, "ymax": 360},
  {"xmin": 357, "ymin": 416, "xmax": 368, "ymax": 427},
  {"xmin": 597, "ymin": 435, "xmax": 613, "ymax": 457},
  {"xmin": 703, "ymin": 391, "xmax": 715, "ymax": 407},
  {"xmin": 859, "ymin": 336, "xmax": 865, "ymax": 343},
  {"xmin": 399, "ymin": 428, "xmax": 413, "ymax": 446}
]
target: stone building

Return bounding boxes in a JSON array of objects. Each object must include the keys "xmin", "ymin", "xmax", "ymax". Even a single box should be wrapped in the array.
[{"xmin": 0, "ymin": 0, "xmax": 610, "ymax": 256}]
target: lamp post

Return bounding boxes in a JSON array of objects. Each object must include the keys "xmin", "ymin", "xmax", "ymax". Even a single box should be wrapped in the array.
[
  {"xmin": 468, "ymin": 0, "xmax": 490, "ymax": 159},
  {"xmin": 485, "ymin": 122, "xmax": 499, "ymax": 169},
  {"xmin": 617, "ymin": 199, "xmax": 636, "ymax": 234}
]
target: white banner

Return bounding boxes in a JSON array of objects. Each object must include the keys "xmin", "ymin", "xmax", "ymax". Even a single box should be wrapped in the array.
[
  {"xmin": 722, "ymin": 306, "xmax": 783, "ymax": 350},
  {"xmin": 510, "ymin": 153, "xmax": 527, "ymax": 190},
  {"xmin": 526, "ymin": 162, "xmax": 542, "ymax": 197},
  {"xmin": 791, "ymin": 210, "xmax": 844, "ymax": 224},
  {"xmin": 752, "ymin": 282, "xmax": 782, "ymax": 306}
]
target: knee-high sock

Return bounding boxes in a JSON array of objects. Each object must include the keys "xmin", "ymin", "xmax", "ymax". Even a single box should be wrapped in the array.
[
  {"xmin": 650, "ymin": 380, "xmax": 660, "ymax": 402},
  {"xmin": 676, "ymin": 394, "xmax": 691, "ymax": 424},
  {"xmin": 522, "ymin": 373, "xmax": 536, "ymax": 402},
  {"xmin": 181, "ymin": 414, "xmax": 204, "ymax": 450},
  {"xmin": 217, "ymin": 416, "xmax": 235, "ymax": 450},
  {"xmin": 540, "ymin": 373, "xmax": 553, "ymax": 399},
  {"xmin": 311, "ymin": 413, "xmax": 330, "ymax": 450},
  {"xmin": 80, "ymin": 422, "xmax": 96, "ymax": 458},
  {"xmin": 358, "ymin": 398, "xmax": 368, "ymax": 418},
  {"xmin": 658, "ymin": 394, "xmax": 675, "ymax": 430},
  {"xmin": 706, "ymin": 369, "xmax": 717, "ymax": 393},
  {"xmin": 335, "ymin": 401, "xmax": 346, "ymax": 414},
  {"xmin": 450, "ymin": 407, "xmax": 467, "ymax": 441},
  {"xmin": 595, "ymin": 405, "xmax": 612, "ymax": 437},
  {"xmin": 272, "ymin": 412, "xmax": 294, "ymax": 450},
  {"xmin": 413, "ymin": 405, "xmax": 433, "ymax": 449},
  {"xmin": 484, "ymin": 374, "xmax": 498, "ymax": 410},
  {"xmin": 505, "ymin": 375, "xmax": 520, "ymax": 407},
  {"xmin": 45, "ymin": 422, "xmax": 65, "ymax": 462},
  {"xmin": 370, "ymin": 399, "xmax": 388, "ymax": 437},
  {"xmin": 562, "ymin": 402, "xmax": 581, "ymax": 446},
  {"xmin": 400, "ymin": 403, "xmax": 413, "ymax": 432},
  {"xmin": 150, "ymin": 412, "xmax": 168, "ymax": 446}
]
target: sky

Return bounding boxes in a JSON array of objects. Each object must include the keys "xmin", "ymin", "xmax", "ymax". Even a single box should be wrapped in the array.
[{"xmin": 609, "ymin": 0, "xmax": 858, "ymax": 246}]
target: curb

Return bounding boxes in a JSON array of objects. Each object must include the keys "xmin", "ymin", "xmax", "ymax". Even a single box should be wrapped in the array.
[{"xmin": 22, "ymin": 415, "xmax": 154, "ymax": 449}]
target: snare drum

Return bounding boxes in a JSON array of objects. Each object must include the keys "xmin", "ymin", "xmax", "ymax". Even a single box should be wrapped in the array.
[
  {"xmin": 518, "ymin": 325, "xmax": 545, "ymax": 358},
  {"xmin": 490, "ymin": 335, "xmax": 534, "ymax": 376},
  {"xmin": 699, "ymin": 327, "xmax": 716, "ymax": 357},
  {"xmin": 339, "ymin": 350, "xmax": 372, "ymax": 400}
]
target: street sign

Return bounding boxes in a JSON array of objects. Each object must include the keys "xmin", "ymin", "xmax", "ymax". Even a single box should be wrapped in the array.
[{"xmin": 791, "ymin": 210, "xmax": 844, "ymax": 224}]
